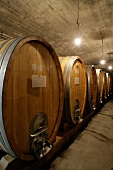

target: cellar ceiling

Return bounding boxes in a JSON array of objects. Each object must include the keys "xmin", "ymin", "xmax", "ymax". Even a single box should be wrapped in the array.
[{"xmin": 0, "ymin": 0, "xmax": 113, "ymax": 71}]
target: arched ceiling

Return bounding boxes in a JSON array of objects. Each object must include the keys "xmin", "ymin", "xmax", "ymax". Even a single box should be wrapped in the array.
[{"xmin": 0, "ymin": 0, "xmax": 113, "ymax": 71}]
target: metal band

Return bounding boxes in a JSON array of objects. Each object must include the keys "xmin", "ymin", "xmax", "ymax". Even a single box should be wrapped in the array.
[{"xmin": 0, "ymin": 37, "xmax": 26, "ymax": 157}]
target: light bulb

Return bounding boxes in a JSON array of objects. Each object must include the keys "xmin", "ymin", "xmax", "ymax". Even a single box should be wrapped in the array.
[
  {"xmin": 74, "ymin": 37, "xmax": 81, "ymax": 45},
  {"xmin": 108, "ymin": 65, "xmax": 112, "ymax": 70},
  {"xmin": 100, "ymin": 59, "xmax": 105, "ymax": 65}
]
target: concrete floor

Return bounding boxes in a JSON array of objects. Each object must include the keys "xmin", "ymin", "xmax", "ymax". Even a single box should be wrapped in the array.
[
  {"xmin": 49, "ymin": 99, "xmax": 113, "ymax": 170},
  {"xmin": 0, "ymin": 100, "xmax": 113, "ymax": 170}
]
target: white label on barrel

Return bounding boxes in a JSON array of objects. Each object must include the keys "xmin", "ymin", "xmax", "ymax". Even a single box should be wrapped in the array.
[
  {"xmin": 75, "ymin": 77, "xmax": 79, "ymax": 85},
  {"xmin": 32, "ymin": 75, "xmax": 46, "ymax": 87}
]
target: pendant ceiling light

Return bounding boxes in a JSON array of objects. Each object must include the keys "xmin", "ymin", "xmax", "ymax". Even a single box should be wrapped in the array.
[
  {"xmin": 100, "ymin": 32, "xmax": 105, "ymax": 65},
  {"xmin": 74, "ymin": 0, "xmax": 81, "ymax": 46}
]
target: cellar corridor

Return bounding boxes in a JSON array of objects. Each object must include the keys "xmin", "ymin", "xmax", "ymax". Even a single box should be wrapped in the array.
[
  {"xmin": 48, "ymin": 99, "xmax": 113, "ymax": 170},
  {"xmin": 1, "ymin": 99, "xmax": 113, "ymax": 170}
]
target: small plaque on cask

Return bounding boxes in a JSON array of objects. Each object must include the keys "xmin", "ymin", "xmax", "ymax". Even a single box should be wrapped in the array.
[
  {"xmin": 32, "ymin": 75, "xmax": 46, "ymax": 87},
  {"xmin": 75, "ymin": 77, "xmax": 79, "ymax": 85}
]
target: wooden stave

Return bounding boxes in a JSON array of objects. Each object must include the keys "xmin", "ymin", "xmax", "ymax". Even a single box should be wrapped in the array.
[
  {"xmin": 0, "ymin": 36, "xmax": 64, "ymax": 160},
  {"xmin": 0, "ymin": 40, "xmax": 9, "ymax": 48}
]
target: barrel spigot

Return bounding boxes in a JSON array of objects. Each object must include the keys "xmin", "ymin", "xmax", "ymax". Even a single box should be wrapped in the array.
[
  {"xmin": 91, "ymin": 101, "xmax": 96, "ymax": 110},
  {"xmin": 30, "ymin": 112, "xmax": 52, "ymax": 159},
  {"xmin": 74, "ymin": 99, "xmax": 83, "ymax": 123}
]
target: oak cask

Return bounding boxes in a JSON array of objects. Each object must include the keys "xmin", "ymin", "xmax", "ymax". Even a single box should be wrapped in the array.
[
  {"xmin": 59, "ymin": 56, "xmax": 86, "ymax": 124},
  {"xmin": 0, "ymin": 36, "xmax": 64, "ymax": 160},
  {"xmin": 85, "ymin": 65, "xmax": 97, "ymax": 112}
]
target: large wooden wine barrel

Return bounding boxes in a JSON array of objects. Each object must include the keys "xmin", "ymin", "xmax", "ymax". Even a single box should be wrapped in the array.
[
  {"xmin": 85, "ymin": 65, "xmax": 97, "ymax": 111},
  {"xmin": 0, "ymin": 36, "xmax": 64, "ymax": 160},
  {"xmin": 96, "ymin": 69, "xmax": 104, "ymax": 103},
  {"xmin": 59, "ymin": 56, "xmax": 87, "ymax": 125}
]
